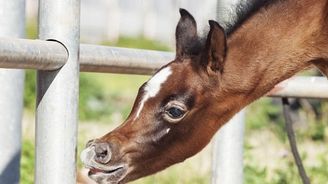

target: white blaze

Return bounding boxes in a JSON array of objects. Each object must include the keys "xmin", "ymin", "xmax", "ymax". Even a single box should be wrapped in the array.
[{"xmin": 134, "ymin": 67, "xmax": 172, "ymax": 119}]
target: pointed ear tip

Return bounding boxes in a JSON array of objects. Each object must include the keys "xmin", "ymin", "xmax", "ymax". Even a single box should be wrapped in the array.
[
  {"xmin": 208, "ymin": 20, "xmax": 216, "ymax": 25},
  {"xmin": 208, "ymin": 20, "xmax": 218, "ymax": 27},
  {"xmin": 208, "ymin": 20, "xmax": 224, "ymax": 30},
  {"xmin": 179, "ymin": 8, "xmax": 190, "ymax": 17}
]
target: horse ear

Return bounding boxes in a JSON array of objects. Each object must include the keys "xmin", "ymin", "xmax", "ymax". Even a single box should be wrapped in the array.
[
  {"xmin": 204, "ymin": 20, "xmax": 227, "ymax": 74},
  {"xmin": 175, "ymin": 9, "xmax": 198, "ymax": 58}
]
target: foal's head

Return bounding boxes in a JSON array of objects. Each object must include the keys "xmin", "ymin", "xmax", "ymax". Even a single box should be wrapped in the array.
[{"xmin": 81, "ymin": 9, "xmax": 230, "ymax": 184}]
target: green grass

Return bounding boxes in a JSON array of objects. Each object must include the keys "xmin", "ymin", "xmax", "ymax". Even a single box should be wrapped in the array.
[
  {"xmin": 20, "ymin": 139, "xmax": 34, "ymax": 184},
  {"xmin": 102, "ymin": 37, "xmax": 171, "ymax": 51},
  {"xmin": 79, "ymin": 73, "xmax": 148, "ymax": 121}
]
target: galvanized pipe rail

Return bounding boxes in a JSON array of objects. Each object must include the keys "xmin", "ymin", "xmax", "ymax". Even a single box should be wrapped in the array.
[
  {"xmin": 0, "ymin": 0, "xmax": 25, "ymax": 183},
  {"xmin": 0, "ymin": 38, "xmax": 327, "ymax": 97},
  {"xmin": 35, "ymin": 0, "xmax": 80, "ymax": 183},
  {"xmin": 0, "ymin": 38, "xmax": 67, "ymax": 70},
  {"xmin": 80, "ymin": 44, "xmax": 173, "ymax": 74},
  {"xmin": 0, "ymin": 37, "xmax": 173, "ymax": 74}
]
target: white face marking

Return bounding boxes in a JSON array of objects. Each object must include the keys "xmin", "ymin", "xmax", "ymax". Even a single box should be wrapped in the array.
[{"xmin": 134, "ymin": 67, "xmax": 172, "ymax": 119}]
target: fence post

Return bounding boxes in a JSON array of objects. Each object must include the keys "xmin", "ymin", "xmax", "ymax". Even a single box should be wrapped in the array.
[
  {"xmin": 35, "ymin": 0, "xmax": 80, "ymax": 183},
  {"xmin": 212, "ymin": 1, "xmax": 245, "ymax": 184},
  {"xmin": 0, "ymin": 0, "xmax": 25, "ymax": 183},
  {"xmin": 212, "ymin": 110, "xmax": 245, "ymax": 184}
]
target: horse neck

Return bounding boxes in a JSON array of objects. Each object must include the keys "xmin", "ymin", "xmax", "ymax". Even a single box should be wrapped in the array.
[{"xmin": 221, "ymin": 0, "xmax": 328, "ymax": 103}]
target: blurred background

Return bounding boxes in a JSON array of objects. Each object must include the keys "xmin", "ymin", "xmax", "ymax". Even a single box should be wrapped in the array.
[{"xmin": 22, "ymin": 0, "xmax": 328, "ymax": 184}]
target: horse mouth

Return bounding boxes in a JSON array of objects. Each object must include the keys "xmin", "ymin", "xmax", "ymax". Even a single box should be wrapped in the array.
[
  {"xmin": 88, "ymin": 166, "xmax": 124, "ymax": 175},
  {"xmin": 88, "ymin": 165, "xmax": 128, "ymax": 184}
]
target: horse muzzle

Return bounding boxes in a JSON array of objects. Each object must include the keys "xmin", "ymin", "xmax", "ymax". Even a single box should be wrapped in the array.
[{"xmin": 80, "ymin": 141, "xmax": 128, "ymax": 184}]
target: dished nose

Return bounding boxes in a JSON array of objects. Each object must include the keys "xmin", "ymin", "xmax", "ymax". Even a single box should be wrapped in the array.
[{"xmin": 94, "ymin": 142, "xmax": 112, "ymax": 164}]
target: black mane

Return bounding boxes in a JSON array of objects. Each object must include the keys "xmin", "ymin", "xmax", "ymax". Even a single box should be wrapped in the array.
[
  {"xmin": 181, "ymin": 0, "xmax": 281, "ymax": 56},
  {"xmin": 219, "ymin": 0, "xmax": 281, "ymax": 35}
]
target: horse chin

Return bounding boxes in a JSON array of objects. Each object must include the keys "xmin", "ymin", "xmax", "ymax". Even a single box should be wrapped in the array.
[{"xmin": 88, "ymin": 165, "xmax": 128, "ymax": 184}]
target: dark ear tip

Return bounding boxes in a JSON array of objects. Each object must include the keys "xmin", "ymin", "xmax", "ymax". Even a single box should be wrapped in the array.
[
  {"xmin": 208, "ymin": 20, "xmax": 224, "ymax": 31},
  {"xmin": 208, "ymin": 20, "xmax": 217, "ymax": 26},
  {"xmin": 179, "ymin": 8, "xmax": 191, "ymax": 17}
]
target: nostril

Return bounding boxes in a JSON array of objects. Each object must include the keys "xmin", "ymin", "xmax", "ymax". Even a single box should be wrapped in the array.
[
  {"xmin": 95, "ymin": 147, "xmax": 107, "ymax": 158},
  {"xmin": 94, "ymin": 143, "xmax": 112, "ymax": 164}
]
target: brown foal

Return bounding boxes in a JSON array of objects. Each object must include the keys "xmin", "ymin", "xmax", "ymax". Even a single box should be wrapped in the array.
[{"xmin": 81, "ymin": 0, "xmax": 328, "ymax": 183}]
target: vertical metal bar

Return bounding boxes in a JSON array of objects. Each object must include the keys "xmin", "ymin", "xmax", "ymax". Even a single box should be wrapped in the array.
[
  {"xmin": 212, "ymin": 1, "xmax": 245, "ymax": 184},
  {"xmin": 0, "ymin": 0, "xmax": 25, "ymax": 183},
  {"xmin": 35, "ymin": 0, "xmax": 80, "ymax": 183},
  {"xmin": 212, "ymin": 110, "xmax": 245, "ymax": 184}
]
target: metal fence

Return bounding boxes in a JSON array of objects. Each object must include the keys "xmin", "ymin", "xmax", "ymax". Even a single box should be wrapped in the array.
[{"xmin": 0, "ymin": 0, "xmax": 328, "ymax": 184}]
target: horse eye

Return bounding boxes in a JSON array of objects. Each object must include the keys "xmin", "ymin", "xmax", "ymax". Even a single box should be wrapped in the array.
[
  {"xmin": 167, "ymin": 107, "xmax": 184, "ymax": 119},
  {"xmin": 163, "ymin": 101, "xmax": 187, "ymax": 124}
]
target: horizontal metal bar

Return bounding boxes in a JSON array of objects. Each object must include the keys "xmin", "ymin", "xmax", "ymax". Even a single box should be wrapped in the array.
[
  {"xmin": 0, "ymin": 37, "xmax": 327, "ymax": 98},
  {"xmin": 80, "ymin": 44, "xmax": 174, "ymax": 74},
  {"xmin": 0, "ymin": 37, "xmax": 67, "ymax": 70},
  {"xmin": 0, "ymin": 37, "xmax": 174, "ymax": 74},
  {"xmin": 267, "ymin": 76, "xmax": 328, "ymax": 99}
]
